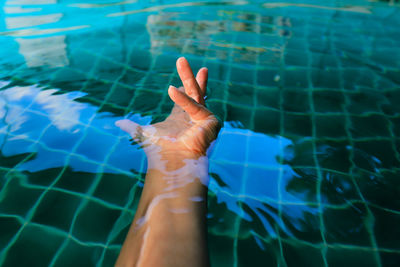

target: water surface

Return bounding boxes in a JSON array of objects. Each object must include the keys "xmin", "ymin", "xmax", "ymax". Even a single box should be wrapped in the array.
[{"xmin": 0, "ymin": 0, "xmax": 400, "ymax": 266}]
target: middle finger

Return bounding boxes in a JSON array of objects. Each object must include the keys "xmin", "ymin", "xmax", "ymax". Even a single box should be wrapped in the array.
[{"xmin": 176, "ymin": 57, "xmax": 203, "ymax": 104}]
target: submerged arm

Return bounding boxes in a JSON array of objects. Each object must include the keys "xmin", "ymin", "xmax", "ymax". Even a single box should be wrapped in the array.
[
  {"xmin": 115, "ymin": 155, "xmax": 209, "ymax": 267},
  {"xmin": 115, "ymin": 57, "xmax": 220, "ymax": 267}
]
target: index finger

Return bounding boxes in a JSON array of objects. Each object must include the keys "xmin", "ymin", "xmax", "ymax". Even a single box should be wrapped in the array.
[
  {"xmin": 168, "ymin": 85, "xmax": 212, "ymax": 121},
  {"xmin": 176, "ymin": 57, "xmax": 203, "ymax": 104}
]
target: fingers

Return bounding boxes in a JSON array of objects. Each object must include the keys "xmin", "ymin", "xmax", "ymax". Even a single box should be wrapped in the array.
[
  {"xmin": 196, "ymin": 67, "xmax": 208, "ymax": 100},
  {"xmin": 176, "ymin": 57, "xmax": 203, "ymax": 104},
  {"xmin": 168, "ymin": 85, "xmax": 212, "ymax": 121}
]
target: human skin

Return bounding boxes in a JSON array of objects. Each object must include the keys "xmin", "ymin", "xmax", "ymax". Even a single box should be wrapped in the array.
[{"xmin": 115, "ymin": 57, "xmax": 221, "ymax": 267}]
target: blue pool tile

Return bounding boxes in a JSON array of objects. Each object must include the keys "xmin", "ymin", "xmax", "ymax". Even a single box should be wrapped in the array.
[
  {"xmin": 50, "ymin": 238, "xmax": 103, "ymax": 267},
  {"xmin": 72, "ymin": 200, "xmax": 122, "ymax": 243},
  {"xmin": 31, "ymin": 190, "xmax": 82, "ymax": 232},
  {"xmin": 2, "ymin": 224, "xmax": 64, "ymax": 267},
  {"xmin": 326, "ymin": 247, "xmax": 378, "ymax": 267}
]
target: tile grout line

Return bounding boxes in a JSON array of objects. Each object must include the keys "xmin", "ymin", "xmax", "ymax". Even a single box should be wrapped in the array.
[
  {"xmin": 0, "ymin": 38, "xmax": 113, "ymax": 265},
  {"xmin": 226, "ymin": 15, "xmax": 245, "ymax": 267},
  {"xmin": 276, "ymin": 10, "xmax": 291, "ymax": 266},
  {"xmin": 305, "ymin": 13, "xmax": 329, "ymax": 267},
  {"xmin": 341, "ymin": 68, "xmax": 383, "ymax": 267},
  {"xmin": 94, "ymin": 29, "xmax": 151, "ymax": 266},
  {"xmin": 0, "ymin": 30, "xmax": 121, "ymax": 263},
  {"xmin": 48, "ymin": 29, "xmax": 145, "ymax": 265},
  {"xmin": 0, "ymin": 30, "xmax": 104, "ymax": 201},
  {"xmin": 333, "ymin": 17, "xmax": 383, "ymax": 267}
]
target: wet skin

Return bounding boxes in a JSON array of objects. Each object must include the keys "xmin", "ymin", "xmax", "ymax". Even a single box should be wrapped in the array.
[{"xmin": 115, "ymin": 57, "xmax": 221, "ymax": 267}]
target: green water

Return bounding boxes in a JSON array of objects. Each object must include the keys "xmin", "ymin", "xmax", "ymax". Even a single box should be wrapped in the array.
[{"xmin": 0, "ymin": 0, "xmax": 400, "ymax": 266}]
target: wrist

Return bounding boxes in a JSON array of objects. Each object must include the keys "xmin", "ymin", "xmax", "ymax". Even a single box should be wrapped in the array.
[
  {"xmin": 135, "ymin": 167, "xmax": 208, "ymax": 227},
  {"xmin": 140, "ymin": 155, "xmax": 209, "ymax": 205},
  {"xmin": 147, "ymin": 150, "xmax": 208, "ymax": 171}
]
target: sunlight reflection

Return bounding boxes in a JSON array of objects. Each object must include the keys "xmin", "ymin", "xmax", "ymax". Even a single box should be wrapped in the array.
[
  {"xmin": 3, "ymin": 0, "xmax": 69, "ymax": 67},
  {"xmin": 5, "ymin": 13, "xmax": 62, "ymax": 29},
  {"xmin": 5, "ymin": 0, "xmax": 56, "ymax": 5},
  {"xmin": 69, "ymin": 0, "xmax": 138, "ymax": 9},
  {"xmin": 16, "ymin": 36, "xmax": 69, "ymax": 67},
  {"xmin": 108, "ymin": 1, "xmax": 249, "ymax": 17},
  {"xmin": 3, "ymin": 6, "xmax": 42, "ymax": 14},
  {"xmin": 263, "ymin": 2, "xmax": 372, "ymax": 14}
]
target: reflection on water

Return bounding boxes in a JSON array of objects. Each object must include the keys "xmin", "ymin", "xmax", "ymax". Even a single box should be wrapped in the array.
[
  {"xmin": 5, "ymin": 0, "xmax": 56, "ymax": 4},
  {"xmin": 263, "ymin": 3, "xmax": 372, "ymax": 14},
  {"xmin": 0, "ymin": 81, "xmax": 337, "ymax": 249},
  {"xmin": 3, "ymin": 0, "xmax": 69, "ymax": 67},
  {"xmin": 5, "ymin": 13, "xmax": 63, "ymax": 29},
  {"xmin": 2, "ymin": 0, "xmax": 90, "ymax": 38},
  {"xmin": 0, "ymin": 25, "xmax": 90, "ymax": 37},
  {"xmin": 16, "ymin": 36, "xmax": 69, "ymax": 68},
  {"xmin": 3, "ymin": 6, "xmax": 42, "ymax": 14},
  {"xmin": 145, "ymin": 11, "xmax": 290, "ymax": 67},
  {"xmin": 108, "ymin": 1, "xmax": 250, "ymax": 17},
  {"xmin": 69, "ymin": 0, "xmax": 138, "ymax": 9}
]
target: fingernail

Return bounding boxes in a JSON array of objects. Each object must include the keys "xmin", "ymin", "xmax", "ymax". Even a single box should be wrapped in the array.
[{"xmin": 177, "ymin": 57, "xmax": 185, "ymax": 67}]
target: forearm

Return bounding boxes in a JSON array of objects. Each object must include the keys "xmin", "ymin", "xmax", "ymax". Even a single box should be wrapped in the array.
[{"xmin": 116, "ymin": 155, "xmax": 210, "ymax": 267}]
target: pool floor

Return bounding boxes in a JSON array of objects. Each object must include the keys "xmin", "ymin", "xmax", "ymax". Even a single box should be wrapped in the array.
[{"xmin": 1, "ymin": 0, "xmax": 400, "ymax": 266}]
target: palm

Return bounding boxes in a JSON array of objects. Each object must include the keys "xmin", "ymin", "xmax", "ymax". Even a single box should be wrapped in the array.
[{"xmin": 116, "ymin": 58, "xmax": 220, "ymax": 158}]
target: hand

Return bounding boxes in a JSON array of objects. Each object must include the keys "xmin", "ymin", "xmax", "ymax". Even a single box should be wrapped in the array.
[
  {"xmin": 116, "ymin": 57, "xmax": 221, "ymax": 162},
  {"xmin": 115, "ymin": 58, "xmax": 214, "ymax": 267}
]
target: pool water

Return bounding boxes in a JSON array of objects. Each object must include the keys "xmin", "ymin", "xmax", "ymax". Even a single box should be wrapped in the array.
[{"xmin": 1, "ymin": 0, "xmax": 400, "ymax": 266}]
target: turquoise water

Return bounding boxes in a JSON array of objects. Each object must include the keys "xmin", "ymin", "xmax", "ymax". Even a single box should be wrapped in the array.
[{"xmin": 1, "ymin": 0, "xmax": 400, "ymax": 266}]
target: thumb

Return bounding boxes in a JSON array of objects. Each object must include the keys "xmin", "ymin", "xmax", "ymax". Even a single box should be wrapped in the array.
[{"xmin": 115, "ymin": 119, "xmax": 142, "ymax": 139}]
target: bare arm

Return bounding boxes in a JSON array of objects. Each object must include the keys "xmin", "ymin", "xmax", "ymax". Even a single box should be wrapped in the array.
[{"xmin": 115, "ymin": 57, "xmax": 220, "ymax": 267}]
